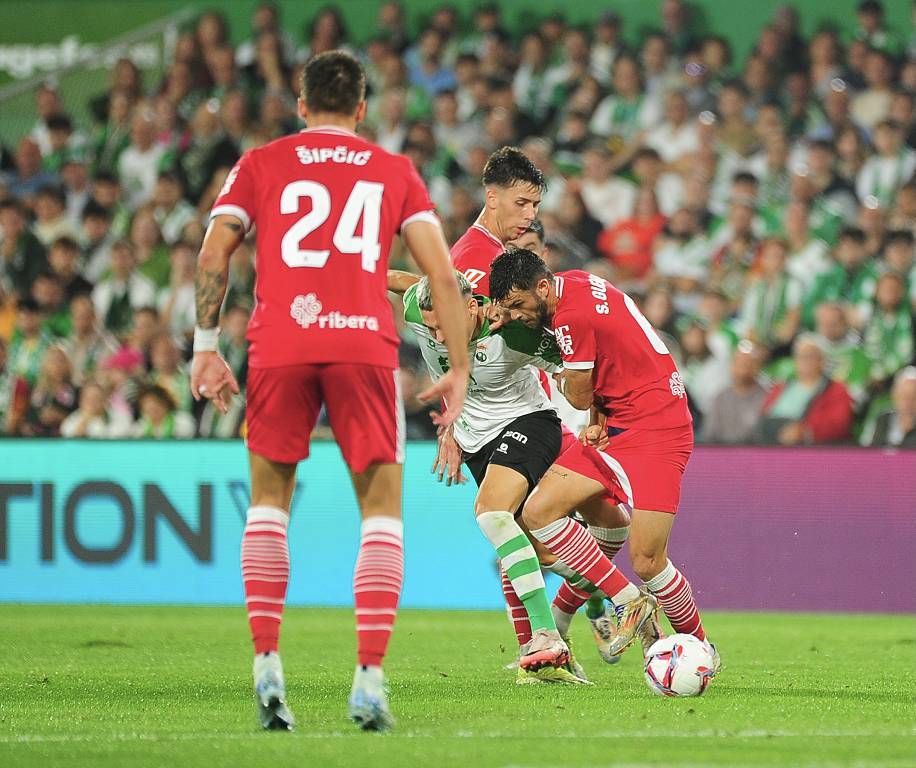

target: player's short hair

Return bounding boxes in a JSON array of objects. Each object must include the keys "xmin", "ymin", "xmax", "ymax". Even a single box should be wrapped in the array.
[
  {"xmin": 481, "ymin": 146, "xmax": 545, "ymax": 191},
  {"xmin": 300, "ymin": 50, "xmax": 365, "ymax": 116},
  {"xmin": 521, "ymin": 219, "xmax": 545, "ymax": 243},
  {"xmin": 489, "ymin": 249, "xmax": 553, "ymax": 303},
  {"xmin": 416, "ymin": 271, "xmax": 473, "ymax": 311}
]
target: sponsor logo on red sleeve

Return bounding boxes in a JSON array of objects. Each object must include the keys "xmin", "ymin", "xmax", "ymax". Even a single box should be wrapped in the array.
[
  {"xmin": 554, "ymin": 324, "xmax": 573, "ymax": 356},
  {"xmin": 463, "ymin": 268, "xmax": 486, "ymax": 289}
]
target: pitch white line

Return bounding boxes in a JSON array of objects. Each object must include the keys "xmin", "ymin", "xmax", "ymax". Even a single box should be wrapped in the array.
[{"xmin": 1, "ymin": 728, "xmax": 914, "ymax": 744}]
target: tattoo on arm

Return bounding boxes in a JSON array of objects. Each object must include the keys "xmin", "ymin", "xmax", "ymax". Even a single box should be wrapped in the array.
[
  {"xmin": 222, "ymin": 221, "xmax": 242, "ymax": 233},
  {"xmin": 195, "ymin": 266, "xmax": 228, "ymax": 329}
]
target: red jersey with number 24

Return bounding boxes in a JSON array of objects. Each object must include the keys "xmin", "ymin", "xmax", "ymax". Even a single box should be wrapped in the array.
[
  {"xmin": 552, "ymin": 270, "xmax": 691, "ymax": 430},
  {"xmin": 211, "ymin": 126, "xmax": 437, "ymax": 369}
]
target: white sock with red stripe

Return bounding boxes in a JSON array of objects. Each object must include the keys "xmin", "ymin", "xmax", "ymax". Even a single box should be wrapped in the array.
[
  {"xmin": 643, "ymin": 559, "xmax": 706, "ymax": 641},
  {"xmin": 500, "ymin": 564, "xmax": 532, "ymax": 647},
  {"xmin": 354, "ymin": 516, "xmax": 404, "ymax": 667},
  {"xmin": 530, "ymin": 518, "xmax": 640, "ymax": 605},
  {"xmin": 588, "ymin": 525, "xmax": 629, "ymax": 562},
  {"xmin": 241, "ymin": 506, "xmax": 290, "ymax": 655}
]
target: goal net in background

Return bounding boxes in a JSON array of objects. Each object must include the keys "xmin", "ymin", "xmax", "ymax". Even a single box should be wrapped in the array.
[{"xmin": 0, "ymin": 8, "xmax": 194, "ymax": 147}]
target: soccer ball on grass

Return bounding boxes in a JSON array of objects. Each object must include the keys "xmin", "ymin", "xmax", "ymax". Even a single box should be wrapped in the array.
[{"xmin": 644, "ymin": 633, "xmax": 715, "ymax": 697}]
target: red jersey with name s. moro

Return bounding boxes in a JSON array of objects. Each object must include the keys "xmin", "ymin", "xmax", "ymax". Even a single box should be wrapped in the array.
[{"xmin": 211, "ymin": 126, "xmax": 437, "ymax": 369}]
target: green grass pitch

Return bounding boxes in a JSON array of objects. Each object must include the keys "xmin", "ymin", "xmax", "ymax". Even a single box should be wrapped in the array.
[{"xmin": 1, "ymin": 605, "xmax": 914, "ymax": 768}]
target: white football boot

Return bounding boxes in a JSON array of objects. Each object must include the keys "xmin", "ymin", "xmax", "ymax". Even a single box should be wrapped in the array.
[
  {"xmin": 253, "ymin": 652, "xmax": 294, "ymax": 731},
  {"xmin": 348, "ymin": 665, "xmax": 394, "ymax": 732}
]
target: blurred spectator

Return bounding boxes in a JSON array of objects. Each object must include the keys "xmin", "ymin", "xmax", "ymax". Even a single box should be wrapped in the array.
[
  {"xmin": 578, "ymin": 143, "xmax": 635, "ymax": 228},
  {"xmin": 677, "ymin": 315, "xmax": 732, "ymax": 421},
  {"xmin": 98, "ymin": 346, "xmax": 145, "ymax": 422},
  {"xmin": 158, "ymin": 241, "xmax": 197, "ymax": 343},
  {"xmin": 0, "ymin": 301, "xmax": 42, "ymax": 434},
  {"xmin": 803, "ymin": 226, "xmax": 878, "ymax": 330},
  {"xmin": 860, "ymin": 366, "xmax": 916, "ymax": 447},
  {"xmin": 129, "ymin": 207, "xmax": 171, "ymax": 288},
  {"xmin": 60, "ymin": 155, "xmax": 92, "ymax": 228},
  {"xmin": 88, "ymin": 58, "xmax": 144, "ymax": 125},
  {"xmin": 29, "ymin": 84, "xmax": 65, "ymax": 156},
  {"xmin": 784, "ymin": 200, "xmax": 831, "ymax": 292},
  {"xmin": 61, "ymin": 294, "xmax": 118, "ymax": 387},
  {"xmin": 854, "ymin": 0, "xmax": 902, "ymax": 55},
  {"xmin": 31, "ymin": 272, "xmax": 69, "ymax": 338},
  {"xmin": 645, "ymin": 90, "xmax": 699, "ymax": 173},
  {"xmin": 590, "ymin": 55, "xmax": 662, "ymax": 155},
  {"xmin": 60, "ymin": 378, "xmax": 133, "ymax": 438},
  {"xmin": 89, "ymin": 171, "xmax": 131, "ymax": 238},
  {"xmin": 0, "ymin": 198, "xmax": 48, "ymax": 297},
  {"xmin": 18, "ymin": 345, "xmax": 76, "ymax": 436},
  {"xmin": 851, "ymin": 49, "xmax": 896, "ymax": 130},
  {"xmin": 882, "ymin": 230, "xmax": 915, "ymax": 310},
  {"xmin": 5, "ymin": 138, "xmax": 57, "ymax": 203},
  {"xmin": 235, "ymin": 3, "xmax": 296, "ymax": 69},
  {"xmin": 739, "ymin": 238, "xmax": 803, "ymax": 354},
  {"xmin": 118, "ymin": 110, "xmax": 169, "ymax": 211},
  {"xmin": 591, "ymin": 12, "xmax": 625, "ymax": 85},
  {"xmin": 93, "ymin": 89, "xmax": 135, "ymax": 174},
  {"xmin": 148, "ymin": 332, "xmax": 191, "ymax": 413},
  {"xmin": 33, "ymin": 185, "xmax": 79, "ymax": 247},
  {"xmin": 92, "ymin": 240, "xmax": 156, "ymax": 337},
  {"xmin": 758, "ymin": 334, "xmax": 854, "ymax": 444},
  {"xmin": 47, "ymin": 237, "xmax": 92, "ymax": 303},
  {"xmin": 80, "ymin": 202, "xmax": 117, "ymax": 283},
  {"xmin": 176, "ymin": 101, "xmax": 239, "ymax": 204},
  {"xmin": 862, "ymin": 271, "xmax": 914, "ymax": 390},
  {"xmin": 812, "ymin": 301, "xmax": 870, "ymax": 405},
  {"xmin": 597, "ymin": 187, "xmax": 667, "ymax": 287},
  {"xmin": 856, "ymin": 119, "xmax": 916, "ymax": 210},
  {"xmin": 132, "ymin": 383, "xmax": 195, "ymax": 438},
  {"xmin": 408, "ymin": 28, "xmax": 457, "ymax": 96},
  {"xmin": 152, "ymin": 172, "xmax": 199, "ymax": 245},
  {"xmin": 701, "ymin": 340, "xmax": 769, "ymax": 444}
]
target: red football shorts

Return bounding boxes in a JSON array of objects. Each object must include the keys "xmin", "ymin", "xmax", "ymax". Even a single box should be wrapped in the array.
[
  {"xmin": 246, "ymin": 363, "xmax": 404, "ymax": 472},
  {"xmin": 555, "ymin": 424, "xmax": 694, "ymax": 514}
]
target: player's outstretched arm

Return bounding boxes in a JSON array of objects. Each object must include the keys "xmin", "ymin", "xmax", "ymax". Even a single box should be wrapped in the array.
[
  {"xmin": 402, "ymin": 220, "xmax": 469, "ymax": 425},
  {"xmin": 190, "ymin": 215, "xmax": 243, "ymax": 414},
  {"xmin": 387, "ymin": 269, "xmax": 421, "ymax": 296}
]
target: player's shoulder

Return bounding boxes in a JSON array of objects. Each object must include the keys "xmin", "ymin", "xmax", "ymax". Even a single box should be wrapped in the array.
[{"xmin": 451, "ymin": 224, "xmax": 502, "ymax": 261}]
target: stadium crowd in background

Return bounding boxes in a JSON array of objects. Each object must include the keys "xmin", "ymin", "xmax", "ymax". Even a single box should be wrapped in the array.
[{"xmin": 0, "ymin": 0, "xmax": 913, "ymax": 446}]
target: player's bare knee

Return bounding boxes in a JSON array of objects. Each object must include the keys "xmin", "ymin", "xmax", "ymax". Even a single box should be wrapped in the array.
[
  {"xmin": 631, "ymin": 550, "xmax": 667, "ymax": 582},
  {"xmin": 520, "ymin": 488, "xmax": 558, "ymax": 530}
]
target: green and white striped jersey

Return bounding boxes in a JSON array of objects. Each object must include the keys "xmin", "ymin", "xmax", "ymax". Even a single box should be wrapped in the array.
[{"xmin": 403, "ymin": 282, "xmax": 562, "ymax": 453}]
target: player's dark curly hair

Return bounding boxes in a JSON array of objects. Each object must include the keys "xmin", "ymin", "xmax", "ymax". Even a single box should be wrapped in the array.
[
  {"xmin": 489, "ymin": 248, "xmax": 553, "ymax": 303},
  {"xmin": 481, "ymin": 146, "xmax": 546, "ymax": 191},
  {"xmin": 300, "ymin": 50, "xmax": 365, "ymax": 116}
]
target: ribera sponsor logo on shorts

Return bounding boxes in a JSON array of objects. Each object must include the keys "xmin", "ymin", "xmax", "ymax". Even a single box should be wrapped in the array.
[
  {"xmin": 503, "ymin": 430, "xmax": 528, "ymax": 444},
  {"xmin": 290, "ymin": 293, "xmax": 379, "ymax": 331},
  {"xmin": 554, "ymin": 324, "xmax": 573, "ymax": 356}
]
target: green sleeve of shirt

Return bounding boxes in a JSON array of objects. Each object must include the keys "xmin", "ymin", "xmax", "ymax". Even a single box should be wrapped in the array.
[
  {"xmin": 498, "ymin": 322, "xmax": 562, "ymax": 370},
  {"xmin": 403, "ymin": 283, "xmax": 422, "ymax": 325}
]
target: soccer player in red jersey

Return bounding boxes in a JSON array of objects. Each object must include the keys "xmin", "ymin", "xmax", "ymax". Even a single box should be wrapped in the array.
[
  {"xmin": 190, "ymin": 51, "xmax": 470, "ymax": 732},
  {"xmin": 451, "ymin": 146, "xmax": 542, "ymax": 294},
  {"xmin": 489, "ymin": 249, "xmax": 720, "ymax": 674}
]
